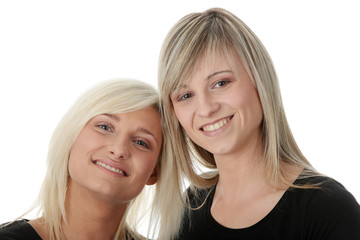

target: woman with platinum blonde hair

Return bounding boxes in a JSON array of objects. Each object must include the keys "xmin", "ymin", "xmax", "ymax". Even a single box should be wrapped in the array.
[
  {"xmin": 158, "ymin": 8, "xmax": 360, "ymax": 239},
  {"xmin": 0, "ymin": 79, "xmax": 180, "ymax": 240}
]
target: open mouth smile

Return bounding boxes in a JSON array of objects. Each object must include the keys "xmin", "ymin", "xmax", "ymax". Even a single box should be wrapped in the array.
[
  {"xmin": 93, "ymin": 160, "xmax": 127, "ymax": 176},
  {"xmin": 200, "ymin": 115, "xmax": 233, "ymax": 132}
]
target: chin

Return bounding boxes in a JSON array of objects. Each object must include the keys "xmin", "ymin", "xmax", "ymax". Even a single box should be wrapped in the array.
[{"xmin": 202, "ymin": 143, "xmax": 232, "ymax": 155}]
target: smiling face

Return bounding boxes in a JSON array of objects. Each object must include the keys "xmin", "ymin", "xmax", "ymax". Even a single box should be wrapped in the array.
[
  {"xmin": 171, "ymin": 52, "xmax": 263, "ymax": 160},
  {"xmin": 67, "ymin": 107, "xmax": 162, "ymax": 203}
]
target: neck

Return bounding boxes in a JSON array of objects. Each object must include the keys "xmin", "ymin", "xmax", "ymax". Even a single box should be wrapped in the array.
[
  {"xmin": 213, "ymin": 134, "xmax": 301, "ymax": 200},
  {"xmin": 62, "ymin": 180, "xmax": 128, "ymax": 240},
  {"xmin": 213, "ymin": 131, "xmax": 269, "ymax": 196}
]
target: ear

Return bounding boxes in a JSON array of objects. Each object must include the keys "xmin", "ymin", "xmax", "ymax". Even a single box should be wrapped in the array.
[{"xmin": 146, "ymin": 170, "xmax": 158, "ymax": 186}]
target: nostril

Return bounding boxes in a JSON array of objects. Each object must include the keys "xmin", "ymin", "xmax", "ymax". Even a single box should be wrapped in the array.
[{"xmin": 109, "ymin": 150, "xmax": 129, "ymax": 160}]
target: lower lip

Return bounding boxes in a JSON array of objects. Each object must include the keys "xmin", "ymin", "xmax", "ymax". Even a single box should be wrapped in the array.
[
  {"xmin": 201, "ymin": 116, "xmax": 233, "ymax": 137},
  {"xmin": 93, "ymin": 162, "xmax": 126, "ymax": 177}
]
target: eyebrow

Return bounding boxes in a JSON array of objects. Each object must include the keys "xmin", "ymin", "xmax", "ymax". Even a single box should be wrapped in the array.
[
  {"xmin": 103, "ymin": 113, "xmax": 120, "ymax": 121},
  {"xmin": 175, "ymin": 70, "xmax": 234, "ymax": 91},
  {"xmin": 206, "ymin": 70, "xmax": 233, "ymax": 80},
  {"xmin": 137, "ymin": 127, "xmax": 159, "ymax": 144},
  {"xmin": 171, "ymin": 70, "xmax": 234, "ymax": 96}
]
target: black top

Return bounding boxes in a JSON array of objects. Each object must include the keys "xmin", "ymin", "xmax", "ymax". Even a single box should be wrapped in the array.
[
  {"xmin": 176, "ymin": 176, "xmax": 360, "ymax": 240},
  {"xmin": 0, "ymin": 220, "xmax": 137, "ymax": 240},
  {"xmin": 0, "ymin": 220, "xmax": 41, "ymax": 240}
]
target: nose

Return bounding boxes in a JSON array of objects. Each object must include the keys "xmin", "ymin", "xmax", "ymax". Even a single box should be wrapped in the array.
[
  {"xmin": 107, "ymin": 139, "xmax": 130, "ymax": 161},
  {"xmin": 197, "ymin": 92, "xmax": 219, "ymax": 117}
]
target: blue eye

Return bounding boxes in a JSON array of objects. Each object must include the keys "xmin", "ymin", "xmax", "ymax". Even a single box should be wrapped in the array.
[
  {"xmin": 97, "ymin": 124, "xmax": 111, "ymax": 132},
  {"xmin": 135, "ymin": 140, "xmax": 150, "ymax": 149}
]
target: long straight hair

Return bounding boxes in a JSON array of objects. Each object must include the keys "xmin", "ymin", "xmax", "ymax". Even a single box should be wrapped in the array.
[
  {"xmin": 25, "ymin": 79, "xmax": 178, "ymax": 240},
  {"xmin": 158, "ymin": 8, "xmax": 320, "ymax": 193}
]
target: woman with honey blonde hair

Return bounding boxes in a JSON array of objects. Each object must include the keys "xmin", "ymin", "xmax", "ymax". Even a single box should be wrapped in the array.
[
  {"xmin": 0, "ymin": 79, "xmax": 181, "ymax": 240},
  {"xmin": 158, "ymin": 8, "xmax": 360, "ymax": 239}
]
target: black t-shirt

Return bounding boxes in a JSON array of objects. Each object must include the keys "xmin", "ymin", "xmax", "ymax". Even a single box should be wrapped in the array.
[
  {"xmin": 176, "ymin": 176, "xmax": 360, "ymax": 240},
  {"xmin": 0, "ymin": 220, "xmax": 42, "ymax": 240},
  {"xmin": 0, "ymin": 219, "xmax": 138, "ymax": 240}
]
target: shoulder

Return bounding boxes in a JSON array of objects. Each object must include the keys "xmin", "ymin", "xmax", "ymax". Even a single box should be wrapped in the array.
[
  {"xmin": 0, "ymin": 219, "xmax": 42, "ymax": 240},
  {"xmin": 295, "ymin": 176, "xmax": 359, "ymax": 210},
  {"xmin": 289, "ymin": 176, "xmax": 360, "ymax": 238}
]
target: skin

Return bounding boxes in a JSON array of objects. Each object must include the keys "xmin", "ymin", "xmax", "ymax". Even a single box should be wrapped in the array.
[
  {"xmin": 171, "ymin": 53, "xmax": 263, "ymax": 160},
  {"xmin": 172, "ymin": 52, "xmax": 298, "ymax": 228},
  {"xmin": 30, "ymin": 107, "xmax": 162, "ymax": 240}
]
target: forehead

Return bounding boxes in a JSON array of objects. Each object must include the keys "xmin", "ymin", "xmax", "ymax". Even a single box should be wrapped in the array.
[
  {"xmin": 179, "ymin": 50, "xmax": 242, "ymax": 86},
  {"xmin": 123, "ymin": 107, "xmax": 162, "ymax": 136}
]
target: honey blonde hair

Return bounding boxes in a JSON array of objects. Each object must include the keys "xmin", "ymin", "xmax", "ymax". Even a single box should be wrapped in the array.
[{"xmin": 158, "ymin": 8, "xmax": 320, "ymax": 196}]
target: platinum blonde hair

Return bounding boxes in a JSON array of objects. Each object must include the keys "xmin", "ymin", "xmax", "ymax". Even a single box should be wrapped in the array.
[
  {"xmin": 29, "ymin": 79, "xmax": 177, "ymax": 240},
  {"xmin": 158, "ymin": 7, "xmax": 320, "ymax": 193}
]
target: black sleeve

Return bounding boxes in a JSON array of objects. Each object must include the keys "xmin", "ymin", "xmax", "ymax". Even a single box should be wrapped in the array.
[
  {"xmin": 304, "ymin": 179, "xmax": 360, "ymax": 240},
  {"xmin": 0, "ymin": 220, "xmax": 42, "ymax": 240}
]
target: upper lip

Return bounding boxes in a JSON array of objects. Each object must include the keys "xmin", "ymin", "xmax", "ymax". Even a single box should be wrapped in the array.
[
  {"xmin": 199, "ymin": 115, "xmax": 234, "ymax": 131},
  {"xmin": 92, "ymin": 158, "xmax": 129, "ymax": 176}
]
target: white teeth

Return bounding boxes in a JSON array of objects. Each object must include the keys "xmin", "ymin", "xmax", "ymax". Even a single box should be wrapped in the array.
[
  {"xmin": 95, "ymin": 161, "xmax": 125, "ymax": 176},
  {"xmin": 203, "ymin": 118, "xmax": 230, "ymax": 132}
]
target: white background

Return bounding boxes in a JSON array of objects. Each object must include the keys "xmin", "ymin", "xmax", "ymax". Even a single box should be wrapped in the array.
[{"xmin": 1, "ymin": 0, "xmax": 359, "ymax": 224}]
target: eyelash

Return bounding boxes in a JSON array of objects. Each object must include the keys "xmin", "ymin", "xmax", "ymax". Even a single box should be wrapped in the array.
[
  {"xmin": 94, "ymin": 120, "xmax": 153, "ymax": 150},
  {"xmin": 213, "ymin": 79, "xmax": 230, "ymax": 88},
  {"xmin": 177, "ymin": 93, "xmax": 192, "ymax": 101},
  {"xmin": 96, "ymin": 123, "xmax": 113, "ymax": 132},
  {"xmin": 176, "ymin": 79, "xmax": 231, "ymax": 101},
  {"xmin": 134, "ymin": 139, "xmax": 151, "ymax": 149}
]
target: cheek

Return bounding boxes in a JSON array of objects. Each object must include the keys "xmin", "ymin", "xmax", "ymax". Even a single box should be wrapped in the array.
[
  {"xmin": 173, "ymin": 105, "xmax": 191, "ymax": 130},
  {"xmin": 140, "ymin": 154, "xmax": 158, "ymax": 180},
  {"xmin": 67, "ymin": 147, "xmax": 83, "ymax": 177},
  {"xmin": 247, "ymin": 90, "xmax": 263, "ymax": 120},
  {"xmin": 236, "ymin": 89, "xmax": 263, "ymax": 124},
  {"xmin": 67, "ymin": 152, "xmax": 78, "ymax": 181},
  {"xmin": 145, "ymin": 154, "xmax": 158, "ymax": 173},
  {"xmin": 67, "ymin": 135, "xmax": 90, "ymax": 180}
]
